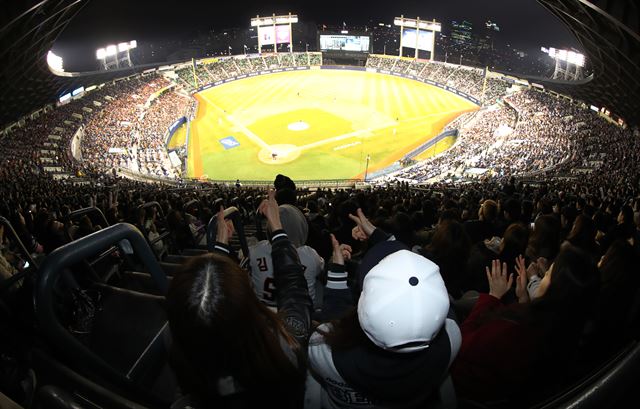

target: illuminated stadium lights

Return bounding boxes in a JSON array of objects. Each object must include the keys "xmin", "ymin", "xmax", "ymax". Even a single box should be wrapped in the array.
[
  {"xmin": 46, "ymin": 51, "xmax": 64, "ymax": 72},
  {"xmin": 105, "ymin": 45, "xmax": 117, "ymax": 57},
  {"xmin": 541, "ymin": 46, "xmax": 586, "ymax": 80},
  {"xmin": 96, "ymin": 40, "xmax": 137, "ymax": 70},
  {"xmin": 117, "ymin": 40, "xmax": 138, "ymax": 52},
  {"xmin": 250, "ymin": 13, "xmax": 298, "ymax": 54},
  {"xmin": 394, "ymin": 15, "xmax": 441, "ymax": 60},
  {"xmin": 543, "ymin": 47, "xmax": 585, "ymax": 67}
]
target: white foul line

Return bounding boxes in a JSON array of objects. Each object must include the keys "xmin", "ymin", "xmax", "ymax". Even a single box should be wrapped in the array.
[{"xmin": 198, "ymin": 93, "xmax": 271, "ymax": 150}]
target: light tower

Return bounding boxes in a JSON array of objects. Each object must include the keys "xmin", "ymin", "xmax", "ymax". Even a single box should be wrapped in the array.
[
  {"xmin": 96, "ymin": 40, "xmax": 137, "ymax": 70},
  {"xmin": 251, "ymin": 13, "xmax": 298, "ymax": 54},
  {"xmin": 541, "ymin": 47, "xmax": 586, "ymax": 80},
  {"xmin": 394, "ymin": 15, "xmax": 441, "ymax": 60}
]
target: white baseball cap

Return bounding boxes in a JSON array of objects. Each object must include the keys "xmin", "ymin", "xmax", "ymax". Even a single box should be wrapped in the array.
[{"xmin": 358, "ymin": 248, "xmax": 450, "ymax": 353}]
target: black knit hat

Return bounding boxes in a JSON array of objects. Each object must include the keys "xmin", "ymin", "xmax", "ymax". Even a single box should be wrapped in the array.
[{"xmin": 274, "ymin": 174, "xmax": 296, "ymax": 191}]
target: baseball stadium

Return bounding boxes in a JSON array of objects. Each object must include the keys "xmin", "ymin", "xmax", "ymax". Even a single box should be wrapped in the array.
[
  {"xmin": 1, "ymin": 1, "xmax": 640, "ymax": 409},
  {"xmin": 184, "ymin": 67, "xmax": 478, "ymax": 181}
]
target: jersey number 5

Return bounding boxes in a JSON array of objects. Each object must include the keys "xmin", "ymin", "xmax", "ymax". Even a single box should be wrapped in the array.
[{"xmin": 263, "ymin": 277, "xmax": 275, "ymax": 301}]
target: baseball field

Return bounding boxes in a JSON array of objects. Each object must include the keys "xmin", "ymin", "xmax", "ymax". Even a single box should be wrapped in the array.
[{"xmin": 185, "ymin": 69, "xmax": 478, "ymax": 181}]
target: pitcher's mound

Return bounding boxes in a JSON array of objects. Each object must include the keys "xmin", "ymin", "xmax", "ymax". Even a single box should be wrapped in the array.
[
  {"xmin": 258, "ymin": 144, "xmax": 301, "ymax": 165},
  {"xmin": 288, "ymin": 121, "xmax": 310, "ymax": 131}
]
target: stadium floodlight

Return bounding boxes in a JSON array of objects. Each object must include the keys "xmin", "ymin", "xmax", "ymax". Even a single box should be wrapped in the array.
[
  {"xmin": 250, "ymin": 13, "xmax": 298, "ymax": 54},
  {"xmin": 105, "ymin": 45, "xmax": 117, "ymax": 57},
  {"xmin": 543, "ymin": 47, "xmax": 585, "ymax": 67},
  {"xmin": 47, "ymin": 50, "xmax": 64, "ymax": 72},
  {"xmin": 394, "ymin": 15, "xmax": 441, "ymax": 60},
  {"xmin": 97, "ymin": 40, "xmax": 136, "ymax": 70},
  {"xmin": 542, "ymin": 46, "xmax": 585, "ymax": 80}
]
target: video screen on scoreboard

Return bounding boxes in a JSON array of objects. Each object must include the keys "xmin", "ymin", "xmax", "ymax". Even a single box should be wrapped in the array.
[
  {"xmin": 401, "ymin": 29, "xmax": 434, "ymax": 52},
  {"xmin": 319, "ymin": 35, "xmax": 370, "ymax": 52},
  {"xmin": 258, "ymin": 25, "xmax": 291, "ymax": 45}
]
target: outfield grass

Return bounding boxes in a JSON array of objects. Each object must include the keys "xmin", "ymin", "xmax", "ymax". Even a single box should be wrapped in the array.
[{"xmin": 187, "ymin": 69, "xmax": 478, "ymax": 181}]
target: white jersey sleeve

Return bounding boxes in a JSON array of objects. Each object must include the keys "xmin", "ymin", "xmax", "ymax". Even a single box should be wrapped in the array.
[{"xmin": 297, "ymin": 245, "xmax": 325, "ymax": 307}]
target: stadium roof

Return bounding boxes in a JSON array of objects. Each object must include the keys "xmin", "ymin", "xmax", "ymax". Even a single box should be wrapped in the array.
[
  {"xmin": 1, "ymin": 0, "xmax": 640, "ymax": 128},
  {"xmin": 534, "ymin": 0, "xmax": 640, "ymax": 124},
  {"xmin": 0, "ymin": 0, "xmax": 158, "ymax": 128}
]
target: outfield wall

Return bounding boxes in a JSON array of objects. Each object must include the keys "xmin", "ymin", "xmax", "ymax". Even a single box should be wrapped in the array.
[
  {"xmin": 403, "ymin": 129, "xmax": 459, "ymax": 161},
  {"xmin": 165, "ymin": 116, "xmax": 187, "ymax": 147},
  {"xmin": 196, "ymin": 66, "xmax": 312, "ymax": 93}
]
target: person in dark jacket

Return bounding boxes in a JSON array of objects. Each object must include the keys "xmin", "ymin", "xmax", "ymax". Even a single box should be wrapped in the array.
[
  {"xmin": 464, "ymin": 199, "xmax": 499, "ymax": 244},
  {"xmin": 306, "ymin": 209, "xmax": 461, "ymax": 409},
  {"xmin": 167, "ymin": 189, "xmax": 312, "ymax": 408}
]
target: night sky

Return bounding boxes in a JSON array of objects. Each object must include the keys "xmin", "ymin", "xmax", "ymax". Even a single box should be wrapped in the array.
[{"xmin": 53, "ymin": 0, "xmax": 582, "ymax": 70}]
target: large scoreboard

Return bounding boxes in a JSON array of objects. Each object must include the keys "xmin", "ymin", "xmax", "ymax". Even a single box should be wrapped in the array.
[
  {"xmin": 319, "ymin": 34, "xmax": 371, "ymax": 53},
  {"xmin": 318, "ymin": 31, "xmax": 370, "ymax": 66}
]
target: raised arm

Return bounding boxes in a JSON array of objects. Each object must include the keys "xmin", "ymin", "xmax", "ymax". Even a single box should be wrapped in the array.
[{"xmin": 259, "ymin": 189, "xmax": 313, "ymax": 345}]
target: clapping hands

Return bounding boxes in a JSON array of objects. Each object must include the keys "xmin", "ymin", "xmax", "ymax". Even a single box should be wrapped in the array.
[
  {"xmin": 515, "ymin": 255, "xmax": 530, "ymax": 303},
  {"xmin": 486, "ymin": 260, "xmax": 513, "ymax": 300},
  {"xmin": 487, "ymin": 255, "xmax": 533, "ymax": 303}
]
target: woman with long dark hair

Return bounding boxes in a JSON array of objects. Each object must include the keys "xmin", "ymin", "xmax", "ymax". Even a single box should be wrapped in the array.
[
  {"xmin": 423, "ymin": 219, "xmax": 471, "ymax": 299},
  {"xmin": 565, "ymin": 214, "xmax": 599, "ymax": 258},
  {"xmin": 463, "ymin": 223, "xmax": 529, "ymax": 295},
  {"xmin": 167, "ymin": 189, "xmax": 313, "ymax": 408}
]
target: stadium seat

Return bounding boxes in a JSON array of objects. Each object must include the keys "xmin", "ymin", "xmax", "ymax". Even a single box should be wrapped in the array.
[{"xmin": 33, "ymin": 223, "xmax": 176, "ymax": 407}]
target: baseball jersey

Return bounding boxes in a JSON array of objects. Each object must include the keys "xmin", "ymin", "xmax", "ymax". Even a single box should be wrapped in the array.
[{"xmin": 248, "ymin": 240, "xmax": 324, "ymax": 308}]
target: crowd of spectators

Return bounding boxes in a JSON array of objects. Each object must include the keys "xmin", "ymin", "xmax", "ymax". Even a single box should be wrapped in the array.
[
  {"xmin": 384, "ymin": 88, "xmax": 628, "ymax": 185},
  {"xmin": 1, "ymin": 165, "xmax": 639, "ymax": 407},
  {"xmin": 175, "ymin": 52, "xmax": 323, "ymax": 91},
  {"xmin": 80, "ymin": 75, "xmax": 187, "ymax": 179},
  {"xmin": 366, "ymin": 55, "xmax": 509, "ymax": 104},
  {"xmin": 1, "ymin": 47, "xmax": 639, "ymax": 409},
  {"xmin": 389, "ymin": 104, "xmax": 518, "ymax": 182}
]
